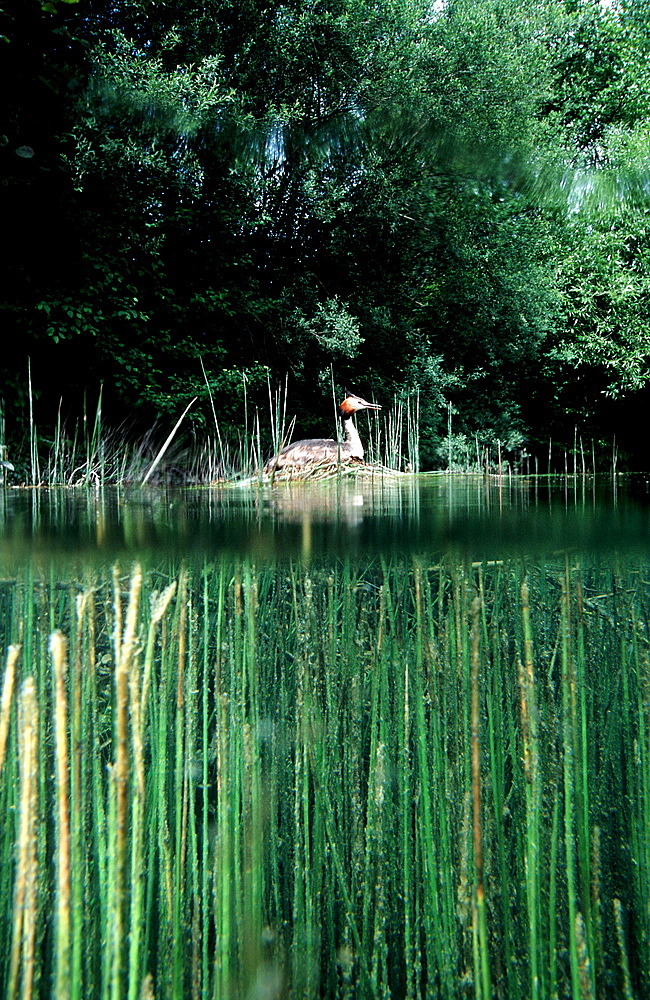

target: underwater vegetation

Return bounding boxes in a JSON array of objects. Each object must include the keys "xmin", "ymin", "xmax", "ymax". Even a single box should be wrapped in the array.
[{"xmin": 0, "ymin": 556, "xmax": 648, "ymax": 1000}]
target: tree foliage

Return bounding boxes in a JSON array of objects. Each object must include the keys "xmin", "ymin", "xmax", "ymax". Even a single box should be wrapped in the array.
[{"xmin": 3, "ymin": 0, "xmax": 650, "ymax": 467}]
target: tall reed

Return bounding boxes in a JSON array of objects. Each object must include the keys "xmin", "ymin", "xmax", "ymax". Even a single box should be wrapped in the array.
[
  {"xmin": 50, "ymin": 631, "xmax": 72, "ymax": 1000},
  {"xmin": 8, "ymin": 677, "xmax": 39, "ymax": 1000},
  {"xmin": 519, "ymin": 578, "xmax": 542, "ymax": 1000},
  {"xmin": 0, "ymin": 645, "xmax": 20, "ymax": 779}
]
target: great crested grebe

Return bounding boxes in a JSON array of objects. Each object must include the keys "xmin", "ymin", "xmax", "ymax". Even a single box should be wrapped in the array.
[{"xmin": 265, "ymin": 394, "xmax": 381, "ymax": 471}]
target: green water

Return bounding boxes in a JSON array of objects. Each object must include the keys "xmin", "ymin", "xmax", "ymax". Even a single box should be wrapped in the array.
[{"xmin": 0, "ymin": 477, "xmax": 649, "ymax": 999}]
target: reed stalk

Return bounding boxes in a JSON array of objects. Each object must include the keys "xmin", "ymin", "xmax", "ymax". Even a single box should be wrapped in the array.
[
  {"xmin": 50, "ymin": 631, "xmax": 72, "ymax": 1000},
  {"xmin": 560, "ymin": 573, "xmax": 582, "ymax": 1000},
  {"xmin": 519, "ymin": 578, "xmax": 542, "ymax": 1000},
  {"xmin": 573, "ymin": 572, "xmax": 594, "ymax": 967},
  {"xmin": 613, "ymin": 898, "xmax": 635, "ymax": 1000},
  {"xmin": 0, "ymin": 645, "xmax": 20, "ymax": 779},
  {"xmin": 52, "ymin": 398, "xmax": 63, "ymax": 484},
  {"xmin": 27, "ymin": 359, "xmax": 40, "ymax": 486},
  {"xmin": 575, "ymin": 911, "xmax": 595, "ymax": 1000},
  {"xmin": 142, "ymin": 398, "xmax": 197, "ymax": 485},
  {"xmin": 86, "ymin": 583, "xmax": 109, "ymax": 986},
  {"xmin": 470, "ymin": 595, "xmax": 490, "ymax": 1000},
  {"xmin": 8, "ymin": 677, "xmax": 39, "ymax": 1000},
  {"xmin": 172, "ymin": 567, "xmax": 189, "ymax": 998},
  {"xmin": 214, "ymin": 692, "xmax": 232, "ymax": 1000},
  {"xmin": 84, "ymin": 385, "xmax": 104, "ymax": 487},
  {"xmin": 70, "ymin": 591, "xmax": 91, "ymax": 1000},
  {"xmin": 412, "ymin": 565, "xmax": 453, "ymax": 1000},
  {"xmin": 201, "ymin": 569, "xmax": 210, "ymax": 998},
  {"xmin": 126, "ymin": 578, "xmax": 176, "ymax": 1000},
  {"xmin": 110, "ymin": 565, "xmax": 142, "ymax": 1000},
  {"xmin": 399, "ymin": 635, "xmax": 415, "ymax": 1000},
  {"xmin": 185, "ymin": 596, "xmax": 201, "ymax": 1000},
  {"xmin": 483, "ymin": 567, "xmax": 518, "ymax": 1000},
  {"xmin": 548, "ymin": 785, "xmax": 561, "ymax": 1000},
  {"xmin": 141, "ymin": 582, "xmax": 177, "ymax": 726},
  {"xmin": 407, "ymin": 391, "xmax": 420, "ymax": 472}
]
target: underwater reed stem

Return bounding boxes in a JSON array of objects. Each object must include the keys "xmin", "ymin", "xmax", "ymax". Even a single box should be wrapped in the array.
[
  {"xmin": 613, "ymin": 898, "xmax": 635, "ymax": 1000},
  {"xmin": 412, "ymin": 567, "xmax": 451, "ymax": 999},
  {"xmin": 575, "ymin": 912, "xmax": 595, "ymax": 1000},
  {"xmin": 548, "ymin": 787, "xmax": 561, "ymax": 1000},
  {"xmin": 140, "ymin": 582, "xmax": 177, "ymax": 725},
  {"xmin": 305, "ymin": 713, "xmax": 373, "ymax": 998},
  {"xmin": 71, "ymin": 592, "xmax": 91, "ymax": 1000},
  {"xmin": 201, "ymin": 570, "xmax": 210, "ymax": 998},
  {"xmin": 127, "ymin": 581, "xmax": 176, "ymax": 1000},
  {"xmin": 520, "ymin": 579, "xmax": 542, "ymax": 1000},
  {"xmin": 574, "ymin": 575, "xmax": 594, "ymax": 955},
  {"xmin": 561, "ymin": 574, "xmax": 582, "ymax": 1000},
  {"xmin": 111, "ymin": 565, "xmax": 142, "ymax": 1000},
  {"xmin": 0, "ymin": 644, "xmax": 20, "ymax": 779},
  {"xmin": 112, "ymin": 566, "xmax": 123, "ymax": 667},
  {"xmin": 470, "ymin": 594, "xmax": 490, "ymax": 1000},
  {"xmin": 8, "ymin": 677, "xmax": 39, "ymax": 1000},
  {"xmin": 401, "ymin": 649, "xmax": 415, "ymax": 1000},
  {"xmin": 172, "ymin": 568, "xmax": 189, "ymax": 999},
  {"xmin": 215, "ymin": 693, "xmax": 232, "ymax": 1000},
  {"xmin": 50, "ymin": 631, "xmax": 72, "ymax": 1000}
]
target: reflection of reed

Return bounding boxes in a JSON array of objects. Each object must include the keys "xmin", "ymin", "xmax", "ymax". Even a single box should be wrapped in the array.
[
  {"xmin": 266, "ymin": 477, "xmax": 420, "ymax": 524},
  {"xmin": 3, "ymin": 477, "xmax": 650, "ymax": 559},
  {"xmin": 263, "ymin": 479, "xmax": 421, "ymax": 558}
]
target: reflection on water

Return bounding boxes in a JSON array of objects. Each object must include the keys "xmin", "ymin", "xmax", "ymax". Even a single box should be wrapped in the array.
[{"xmin": 1, "ymin": 473, "xmax": 650, "ymax": 560}]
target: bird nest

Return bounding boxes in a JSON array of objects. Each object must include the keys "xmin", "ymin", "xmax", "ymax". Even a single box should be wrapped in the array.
[
  {"xmin": 264, "ymin": 460, "xmax": 406, "ymax": 483},
  {"xmin": 225, "ymin": 460, "xmax": 407, "ymax": 488}
]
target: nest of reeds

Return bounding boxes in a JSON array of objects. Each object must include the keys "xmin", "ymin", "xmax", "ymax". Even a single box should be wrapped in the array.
[{"xmin": 262, "ymin": 459, "xmax": 407, "ymax": 484}]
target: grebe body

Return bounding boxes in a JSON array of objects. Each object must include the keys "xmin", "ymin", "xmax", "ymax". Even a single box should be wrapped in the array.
[{"xmin": 266, "ymin": 395, "xmax": 381, "ymax": 471}]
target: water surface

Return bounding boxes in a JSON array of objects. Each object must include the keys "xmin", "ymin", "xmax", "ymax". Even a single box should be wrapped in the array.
[{"xmin": 1, "ymin": 473, "xmax": 649, "ymax": 561}]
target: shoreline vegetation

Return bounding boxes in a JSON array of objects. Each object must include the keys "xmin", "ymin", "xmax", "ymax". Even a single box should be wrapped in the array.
[
  {"xmin": 0, "ymin": 385, "xmax": 625, "ymax": 489},
  {"xmin": 0, "ymin": 556, "xmax": 648, "ymax": 999}
]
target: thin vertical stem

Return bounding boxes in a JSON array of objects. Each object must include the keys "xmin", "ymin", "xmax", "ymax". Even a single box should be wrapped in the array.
[
  {"xmin": 520, "ymin": 579, "xmax": 541, "ymax": 1000},
  {"xmin": 51, "ymin": 630, "xmax": 72, "ymax": 1000},
  {"xmin": 8, "ymin": 677, "xmax": 39, "ymax": 1000},
  {"xmin": 0, "ymin": 645, "xmax": 20, "ymax": 779},
  {"xmin": 471, "ymin": 594, "xmax": 490, "ymax": 1000},
  {"xmin": 111, "ymin": 565, "xmax": 142, "ymax": 1000},
  {"xmin": 561, "ymin": 572, "xmax": 581, "ymax": 1000}
]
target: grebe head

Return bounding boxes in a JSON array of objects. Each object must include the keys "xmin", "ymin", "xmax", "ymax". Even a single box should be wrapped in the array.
[{"xmin": 339, "ymin": 394, "xmax": 381, "ymax": 415}]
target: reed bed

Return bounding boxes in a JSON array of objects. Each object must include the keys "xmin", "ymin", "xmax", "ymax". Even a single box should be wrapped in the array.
[
  {"xmin": 0, "ymin": 555, "xmax": 648, "ymax": 999},
  {"xmin": 7, "ymin": 378, "xmax": 419, "ymax": 487}
]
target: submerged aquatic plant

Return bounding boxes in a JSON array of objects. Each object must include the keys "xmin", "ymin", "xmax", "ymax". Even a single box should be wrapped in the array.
[{"xmin": 0, "ymin": 556, "xmax": 648, "ymax": 999}]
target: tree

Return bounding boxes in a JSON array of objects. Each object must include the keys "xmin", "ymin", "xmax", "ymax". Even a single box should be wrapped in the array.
[{"xmin": 5, "ymin": 0, "xmax": 650, "ymax": 470}]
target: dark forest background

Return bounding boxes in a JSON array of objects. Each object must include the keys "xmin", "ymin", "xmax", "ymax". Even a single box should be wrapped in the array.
[{"xmin": 3, "ymin": 0, "xmax": 650, "ymax": 472}]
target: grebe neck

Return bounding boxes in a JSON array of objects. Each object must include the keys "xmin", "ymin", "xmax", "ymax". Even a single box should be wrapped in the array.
[{"xmin": 342, "ymin": 415, "xmax": 364, "ymax": 459}]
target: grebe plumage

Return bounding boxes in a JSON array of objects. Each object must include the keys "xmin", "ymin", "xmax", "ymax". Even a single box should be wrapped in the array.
[{"xmin": 265, "ymin": 394, "xmax": 381, "ymax": 471}]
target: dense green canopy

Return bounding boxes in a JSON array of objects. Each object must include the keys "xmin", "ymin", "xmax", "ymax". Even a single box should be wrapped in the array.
[{"xmin": 3, "ymin": 0, "xmax": 650, "ymax": 471}]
